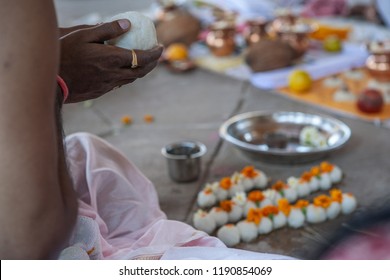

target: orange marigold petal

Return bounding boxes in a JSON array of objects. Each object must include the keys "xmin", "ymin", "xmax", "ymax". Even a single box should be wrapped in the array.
[
  {"xmin": 278, "ymin": 198, "xmax": 291, "ymax": 216},
  {"xmin": 248, "ymin": 190, "xmax": 264, "ymax": 202},
  {"xmin": 314, "ymin": 194, "xmax": 332, "ymax": 208},
  {"xmin": 272, "ymin": 180, "xmax": 287, "ymax": 191},
  {"xmin": 219, "ymin": 177, "xmax": 232, "ymax": 190},
  {"xmin": 262, "ymin": 205, "xmax": 279, "ymax": 217},
  {"xmin": 295, "ymin": 199, "xmax": 310, "ymax": 208},
  {"xmin": 311, "ymin": 166, "xmax": 321, "ymax": 176},
  {"xmin": 246, "ymin": 208, "xmax": 263, "ymax": 225},
  {"xmin": 330, "ymin": 188, "xmax": 343, "ymax": 203},
  {"xmin": 220, "ymin": 200, "xmax": 233, "ymax": 212},
  {"xmin": 241, "ymin": 166, "xmax": 259, "ymax": 178},
  {"xmin": 320, "ymin": 161, "xmax": 334, "ymax": 173}
]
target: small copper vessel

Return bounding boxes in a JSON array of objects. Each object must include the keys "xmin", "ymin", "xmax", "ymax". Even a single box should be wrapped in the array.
[
  {"xmin": 268, "ymin": 12, "xmax": 297, "ymax": 37},
  {"xmin": 366, "ymin": 41, "xmax": 390, "ymax": 82},
  {"xmin": 276, "ymin": 30, "xmax": 310, "ymax": 59},
  {"xmin": 206, "ymin": 21, "xmax": 236, "ymax": 57},
  {"xmin": 244, "ymin": 19, "xmax": 269, "ymax": 46}
]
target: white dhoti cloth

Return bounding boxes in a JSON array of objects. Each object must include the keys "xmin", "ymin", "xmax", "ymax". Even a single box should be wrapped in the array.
[{"xmin": 59, "ymin": 132, "xmax": 293, "ymax": 260}]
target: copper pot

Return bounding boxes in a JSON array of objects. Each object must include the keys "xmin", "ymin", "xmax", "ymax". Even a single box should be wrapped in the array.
[
  {"xmin": 366, "ymin": 42, "xmax": 390, "ymax": 82},
  {"xmin": 276, "ymin": 30, "xmax": 310, "ymax": 59},
  {"xmin": 206, "ymin": 21, "xmax": 236, "ymax": 57},
  {"xmin": 244, "ymin": 19, "xmax": 269, "ymax": 46}
]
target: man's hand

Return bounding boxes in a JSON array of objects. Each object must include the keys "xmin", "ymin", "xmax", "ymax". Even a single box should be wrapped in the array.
[{"xmin": 59, "ymin": 20, "xmax": 163, "ymax": 103}]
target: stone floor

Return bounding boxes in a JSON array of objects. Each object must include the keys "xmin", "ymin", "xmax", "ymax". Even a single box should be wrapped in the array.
[{"xmin": 56, "ymin": 0, "xmax": 390, "ymax": 259}]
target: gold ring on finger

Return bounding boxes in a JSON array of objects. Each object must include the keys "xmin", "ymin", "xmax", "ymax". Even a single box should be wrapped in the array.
[{"xmin": 131, "ymin": 49, "xmax": 138, "ymax": 69}]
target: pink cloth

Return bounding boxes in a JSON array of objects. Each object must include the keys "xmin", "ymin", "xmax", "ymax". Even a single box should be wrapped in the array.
[
  {"xmin": 301, "ymin": 0, "xmax": 348, "ymax": 17},
  {"xmin": 61, "ymin": 132, "xmax": 294, "ymax": 260}
]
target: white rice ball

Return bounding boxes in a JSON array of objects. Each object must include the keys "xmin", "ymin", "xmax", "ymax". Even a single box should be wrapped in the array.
[
  {"xmin": 259, "ymin": 197, "xmax": 274, "ymax": 208},
  {"xmin": 237, "ymin": 220, "xmax": 258, "ymax": 243},
  {"xmin": 326, "ymin": 201, "xmax": 341, "ymax": 220},
  {"xmin": 341, "ymin": 193, "xmax": 357, "ymax": 215},
  {"xmin": 330, "ymin": 165, "xmax": 343, "ymax": 183},
  {"xmin": 229, "ymin": 183, "xmax": 245, "ymax": 198},
  {"xmin": 288, "ymin": 208, "xmax": 305, "ymax": 228},
  {"xmin": 319, "ymin": 173, "xmax": 332, "ymax": 191},
  {"xmin": 197, "ymin": 189, "xmax": 217, "ymax": 208},
  {"xmin": 209, "ymin": 207, "xmax": 229, "ymax": 227},
  {"xmin": 243, "ymin": 201, "xmax": 257, "ymax": 217},
  {"xmin": 273, "ymin": 212, "xmax": 287, "ymax": 229},
  {"xmin": 217, "ymin": 224, "xmax": 241, "ymax": 247},
  {"xmin": 308, "ymin": 176, "xmax": 320, "ymax": 192},
  {"xmin": 306, "ymin": 205, "xmax": 327, "ymax": 224},
  {"xmin": 258, "ymin": 217, "xmax": 273, "ymax": 235},
  {"xmin": 253, "ymin": 172, "xmax": 268, "ymax": 189},
  {"xmin": 215, "ymin": 188, "xmax": 229, "ymax": 201},
  {"xmin": 107, "ymin": 11, "xmax": 158, "ymax": 50},
  {"xmin": 193, "ymin": 210, "xmax": 216, "ymax": 234},
  {"xmin": 283, "ymin": 187, "xmax": 298, "ymax": 203},
  {"xmin": 228, "ymin": 204, "xmax": 244, "ymax": 223}
]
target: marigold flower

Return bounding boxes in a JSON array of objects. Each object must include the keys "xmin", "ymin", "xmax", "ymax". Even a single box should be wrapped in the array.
[
  {"xmin": 320, "ymin": 161, "xmax": 334, "ymax": 173},
  {"xmin": 219, "ymin": 177, "xmax": 232, "ymax": 190},
  {"xmin": 241, "ymin": 166, "xmax": 259, "ymax": 178},
  {"xmin": 300, "ymin": 171, "xmax": 312, "ymax": 182},
  {"xmin": 246, "ymin": 208, "xmax": 263, "ymax": 225},
  {"xmin": 272, "ymin": 180, "xmax": 287, "ymax": 192},
  {"xmin": 143, "ymin": 114, "xmax": 154, "ymax": 123},
  {"xmin": 278, "ymin": 198, "xmax": 291, "ymax": 216},
  {"xmin": 220, "ymin": 200, "xmax": 233, "ymax": 212},
  {"xmin": 121, "ymin": 115, "xmax": 132, "ymax": 125},
  {"xmin": 248, "ymin": 190, "xmax": 264, "ymax": 202},
  {"xmin": 262, "ymin": 205, "xmax": 279, "ymax": 217},
  {"xmin": 295, "ymin": 199, "xmax": 309, "ymax": 209},
  {"xmin": 311, "ymin": 166, "xmax": 321, "ymax": 177},
  {"xmin": 330, "ymin": 188, "xmax": 342, "ymax": 203},
  {"xmin": 314, "ymin": 194, "xmax": 332, "ymax": 208}
]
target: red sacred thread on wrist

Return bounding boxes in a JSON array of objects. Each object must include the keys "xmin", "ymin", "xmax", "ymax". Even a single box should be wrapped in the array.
[{"xmin": 56, "ymin": 75, "xmax": 69, "ymax": 103}]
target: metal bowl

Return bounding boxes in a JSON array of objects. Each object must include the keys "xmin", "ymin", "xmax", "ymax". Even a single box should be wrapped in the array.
[{"xmin": 219, "ymin": 111, "xmax": 351, "ymax": 164}]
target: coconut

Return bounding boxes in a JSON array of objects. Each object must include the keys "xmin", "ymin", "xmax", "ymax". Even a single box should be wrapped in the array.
[
  {"xmin": 107, "ymin": 11, "xmax": 158, "ymax": 50},
  {"xmin": 245, "ymin": 39, "xmax": 296, "ymax": 72},
  {"xmin": 155, "ymin": 9, "xmax": 201, "ymax": 47}
]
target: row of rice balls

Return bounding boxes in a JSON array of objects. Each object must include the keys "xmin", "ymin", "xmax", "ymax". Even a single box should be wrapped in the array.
[
  {"xmin": 197, "ymin": 162, "xmax": 343, "ymax": 209},
  {"xmin": 193, "ymin": 189, "xmax": 357, "ymax": 247}
]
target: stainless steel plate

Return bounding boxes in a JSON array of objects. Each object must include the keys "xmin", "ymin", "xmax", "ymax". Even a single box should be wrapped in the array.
[{"xmin": 219, "ymin": 111, "xmax": 351, "ymax": 164}]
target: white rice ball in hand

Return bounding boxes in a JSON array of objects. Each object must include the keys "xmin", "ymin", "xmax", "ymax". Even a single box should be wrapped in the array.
[{"xmin": 107, "ymin": 11, "xmax": 158, "ymax": 50}]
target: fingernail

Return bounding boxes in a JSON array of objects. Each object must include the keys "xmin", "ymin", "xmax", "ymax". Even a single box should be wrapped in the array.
[{"xmin": 118, "ymin": 19, "xmax": 130, "ymax": 30}]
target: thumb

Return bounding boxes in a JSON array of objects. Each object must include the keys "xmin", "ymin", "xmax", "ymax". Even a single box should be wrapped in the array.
[{"xmin": 80, "ymin": 19, "xmax": 131, "ymax": 43}]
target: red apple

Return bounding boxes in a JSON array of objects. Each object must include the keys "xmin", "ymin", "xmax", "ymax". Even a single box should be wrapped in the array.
[{"xmin": 357, "ymin": 88, "xmax": 384, "ymax": 113}]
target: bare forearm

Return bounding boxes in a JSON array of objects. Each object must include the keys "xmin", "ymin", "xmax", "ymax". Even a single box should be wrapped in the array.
[{"xmin": 0, "ymin": 0, "xmax": 77, "ymax": 259}]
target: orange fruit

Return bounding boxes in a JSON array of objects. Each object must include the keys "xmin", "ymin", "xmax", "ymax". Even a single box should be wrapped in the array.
[
  {"xmin": 164, "ymin": 43, "xmax": 189, "ymax": 62},
  {"xmin": 288, "ymin": 70, "xmax": 312, "ymax": 93}
]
